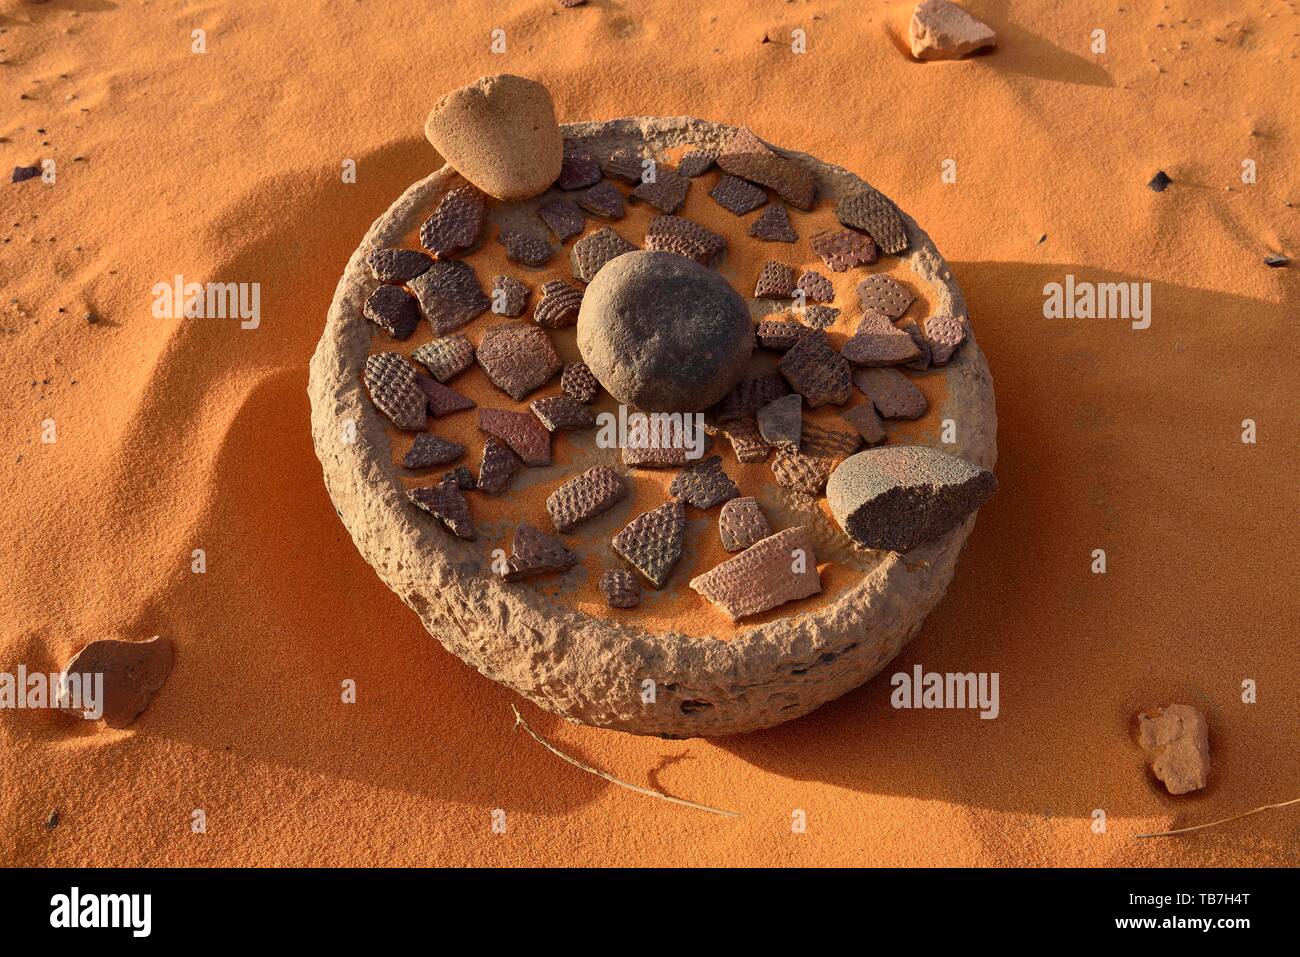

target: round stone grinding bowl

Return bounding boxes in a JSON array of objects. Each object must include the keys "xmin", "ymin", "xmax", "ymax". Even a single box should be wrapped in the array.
[{"xmin": 308, "ymin": 116, "xmax": 997, "ymax": 738}]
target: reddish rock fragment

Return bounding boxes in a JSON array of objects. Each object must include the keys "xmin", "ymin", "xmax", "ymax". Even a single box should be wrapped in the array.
[
  {"xmin": 59, "ymin": 636, "xmax": 174, "ymax": 729},
  {"xmin": 841, "ymin": 309, "xmax": 923, "ymax": 367},
  {"xmin": 631, "ymin": 165, "xmax": 691, "ymax": 214},
  {"xmin": 1137, "ymin": 703, "xmax": 1211, "ymax": 795},
  {"xmin": 856, "ymin": 274, "xmax": 915, "ymax": 318},
  {"xmin": 403, "ymin": 434, "xmax": 465, "ymax": 469}
]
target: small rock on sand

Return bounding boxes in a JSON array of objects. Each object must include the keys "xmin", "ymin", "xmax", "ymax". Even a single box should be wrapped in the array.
[
  {"xmin": 1137, "ymin": 703, "xmax": 1211, "ymax": 795},
  {"xmin": 909, "ymin": 1, "xmax": 997, "ymax": 61},
  {"xmin": 60, "ymin": 636, "xmax": 175, "ymax": 729}
]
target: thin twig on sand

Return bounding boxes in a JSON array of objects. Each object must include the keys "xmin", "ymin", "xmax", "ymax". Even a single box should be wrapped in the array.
[
  {"xmin": 1135, "ymin": 796, "xmax": 1300, "ymax": 839},
  {"xmin": 510, "ymin": 704, "xmax": 740, "ymax": 818}
]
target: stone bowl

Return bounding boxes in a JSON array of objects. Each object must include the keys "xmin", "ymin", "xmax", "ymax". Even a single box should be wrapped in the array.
[{"xmin": 307, "ymin": 116, "xmax": 997, "ymax": 737}]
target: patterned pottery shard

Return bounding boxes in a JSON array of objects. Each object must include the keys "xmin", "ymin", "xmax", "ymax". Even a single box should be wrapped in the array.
[
  {"xmin": 408, "ymin": 477, "xmax": 475, "ymax": 540},
  {"xmin": 539, "ymin": 198, "xmax": 585, "ymax": 242},
  {"xmin": 367, "ymin": 247, "xmax": 433, "ymax": 283},
  {"xmin": 612, "ymin": 499, "xmax": 686, "ymax": 588},
  {"xmin": 576, "ymin": 180, "xmax": 625, "ymax": 219},
  {"xmin": 547, "ymin": 465, "xmax": 627, "ymax": 532},
  {"xmin": 477, "ymin": 438, "xmax": 522, "ymax": 494},
  {"xmin": 556, "ymin": 145, "xmax": 602, "ymax": 191},
  {"xmin": 716, "ymin": 127, "xmax": 816, "ymax": 210},
  {"xmin": 840, "ymin": 403, "xmax": 888, "ymax": 446},
  {"xmin": 475, "ymin": 324, "xmax": 561, "ymax": 400},
  {"xmin": 571, "ymin": 227, "xmax": 638, "ymax": 282},
  {"xmin": 501, "ymin": 522, "xmax": 579, "ymax": 582},
  {"xmin": 856, "ymin": 274, "xmax": 915, "ymax": 318},
  {"xmin": 364, "ymin": 352, "xmax": 427, "ymax": 430},
  {"xmin": 497, "ymin": 228, "xmax": 554, "ymax": 267},
  {"xmin": 710, "ymin": 174, "xmax": 768, "ymax": 215},
  {"xmin": 718, "ymin": 496, "xmax": 773, "ymax": 552},
  {"xmin": 491, "ymin": 275, "xmax": 529, "ymax": 318},
  {"xmin": 757, "ymin": 393, "xmax": 803, "ymax": 451},
  {"xmin": 810, "ymin": 228, "xmax": 878, "ymax": 271},
  {"xmin": 853, "ymin": 367, "xmax": 928, "ymax": 420},
  {"xmin": 669, "ymin": 454, "xmax": 739, "ymax": 509},
  {"xmin": 800, "ymin": 422, "xmax": 863, "ymax": 459},
  {"xmin": 560, "ymin": 360, "xmax": 600, "ymax": 404},
  {"xmin": 644, "ymin": 215, "xmax": 727, "ymax": 266},
  {"xmin": 622, "ymin": 415, "xmax": 702, "ymax": 468},
  {"xmin": 778, "ymin": 329, "xmax": 853, "ymax": 407},
  {"xmin": 923, "ymin": 314, "xmax": 967, "ymax": 366},
  {"xmin": 841, "ymin": 309, "xmax": 923, "ymax": 367},
  {"xmin": 677, "ymin": 149, "xmax": 718, "ymax": 178},
  {"xmin": 714, "ymin": 417, "xmax": 771, "ymax": 463},
  {"xmin": 631, "ymin": 165, "xmax": 691, "ymax": 214},
  {"xmin": 599, "ymin": 569, "xmax": 642, "ymax": 608},
  {"xmin": 713, "ymin": 372, "xmax": 790, "ymax": 423},
  {"xmin": 796, "ymin": 270, "xmax": 834, "ymax": 303},
  {"xmin": 529, "ymin": 394, "xmax": 596, "ymax": 432},
  {"xmin": 835, "ymin": 187, "xmax": 909, "ymax": 255},
  {"xmin": 419, "ymin": 185, "xmax": 485, "ymax": 257},
  {"xmin": 757, "ymin": 319, "xmax": 813, "ymax": 352},
  {"xmin": 478, "ymin": 408, "xmax": 551, "ymax": 466},
  {"xmin": 443, "ymin": 465, "xmax": 476, "ymax": 490},
  {"xmin": 800, "ymin": 304, "xmax": 840, "ymax": 330},
  {"xmin": 413, "ymin": 334, "xmax": 474, "ymax": 382},
  {"xmin": 754, "ymin": 261, "xmax": 797, "ymax": 299},
  {"xmin": 363, "ymin": 285, "xmax": 421, "ymax": 340},
  {"xmin": 689, "ymin": 526, "xmax": 822, "ymax": 620},
  {"xmin": 902, "ymin": 322, "xmax": 932, "ymax": 371},
  {"xmin": 59, "ymin": 636, "xmax": 174, "ymax": 729},
  {"xmin": 749, "ymin": 203, "xmax": 797, "ymax": 243},
  {"xmin": 533, "ymin": 280, "xmax": 584, "ymax": 329},
  {"xmin": 770, "ymin": 449, "xmax": 835, "ymax": 495},
  {"xmin": 403, "ymin": 434, "xmax": 465, "ymax": 469},
  {"xmin": 415, "ymin": 374, "xmax": 475, "ymax": 417},
  {"xmin": 601, "ymin": 148, "xmax": 645, "ymax": 183},
  {"xmin": 407, "ymin": 259, "xmax": 490, "ymax": 334}
]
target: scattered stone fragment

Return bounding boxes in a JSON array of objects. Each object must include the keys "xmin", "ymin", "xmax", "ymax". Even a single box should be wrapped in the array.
[
  {"xmin": 599, "ymin": 570, "xmax": 642, "ymax": 608},
  {"xmin": 561, "ymin": 360, "xmax": 600, "ymax": 404},
  {"xmin": 749, "ymin": 203, "xmax": 797, "ymax": 243},
  {"xmin": 670, "ymin": 455, "xmax": 739, "ymax": 509},
  {"xmin": 754, "ymin": 261, "xmax": 797, "ymax": 299},
  {"xmin": 842, "ymin": 309, "xmax": 923, "ymax": 366},
  {"xmin": 559, "ymin": 0, "xmax": 587, "ymax": 8},
  {"xmin": 612, "ymin": 499, "xmax": 686, "ymax": 588},
  {"xmin": 779, "ymin": 329, "xmax": 853, "ymax": 407},
  {"xmin": 407, "ymin": 259, "xmax": 490, "ymax": 334},
  {"xmin": 530, "ymin": 394, "xmax": 596, "ymax": 431},
  {"xmin": 923, "ymin": 314, "xmax": 966, "ymax": 365},
  {"xmin": 539, "ymin": 197, "xmax": 585, "ymax": 242},
  {"xmin": 718, "ymin": 496, "xmax": 772, "ymax": 552},
  {"xmin": 420, "ymin": 185, "xmax": 485, "ymax": 257},
  {"xmin": 478, "ymin": 407, "xmax": 551, "ymax": 466},
  {"xmin": 644, "ymin": 215, "xmax": 727, "ymax": 266},
  {"xmin": 601, "ymin": 148, "xmax": 645, "ymax": 184},
  {"xmin": 364, "ymin": 352, "xmax": 427, "ymax": 430},
  {"xmin": 757, "ymin": 393, "xmax": 803, "ymax": 451},
  {"xmin": 477, "ymin": 438, "xmax": 522, "ymax": 494},
  {"xmin": 714, "ymin": 417, "xmax": 771, "ymax": 463},
  {"xmin": 631, "ymin": 165, "xmax": 691, "ymax": 214},
  {"xmin": 713, "ymin": 372, "xmax": 790, "ymax": 422},
  {"xmin": 12, "ymin": 166, "xmax": 41, "ymax": 184},
  {"xmin": 422, "ymin": 74, "xmax": 562, "ymax": 201},
  {"xmin": 826, "ymin": 446, "xmax": 997, "ymax": 551},
  {"xmin": 59, "ymin": 636, "xmax": 174, "ymax": 728},
  {"xmin": 856, "ymin": 274, "xmax": 915, "ymax": 318},
  {"xmin": 840, "ymin": 403, "xmax": 888, "ymax": 446},
  {"xmin": 408, "ymin": 477, "xmax": 476, "ymax": 539},
  {"xmin": 491, "ymin": 275, "xmax": 529, "ymax": 317},
  {"xmin": 444, "ymin": 465, "xmax": 477, "ymax": 490},
  {"xmin": 576, "ymin": 180, "xmax": 625, "ymax": 219},
  {"xmin": 710, "ymin": 174, "xmax": 768, "ymax": 215},
  {"xmin": 476, "ymin": 323, "xmax": 562, "ymax": 400},
  {"xmin": 363, "ymin": 285, "xmax": 421, "ymax": 340},
  {"xmin": 413, "ymin": 334, "xmax": 474, "ymax": 381},
  {"xmin": 716, "ymin": 126, "xmax": 816, "ymax": 210},
  {"xmin": 1137, "ymin": 703, "xmax": 1211, "ymax": 795},
  {"xmin": 902, "ymin": 322, "xmax": 931, "ymax": 370},
  {"xmin": 853, "ymin": 367, "xmax": 928, "ymax": 419},
  {"xmin": 800, "ymin": 304, "xmax": 840, "ymax": 330},
  {"xmin": 908, "ymin": 0, "xmax": 997, "ymax": 61},
  {"xmin": 1263, "ymin": 253, "xmax": 1290, "ymax": 267},
  {"xmin": 571, "ymin": 227, "xmax": 638, "ymax": 282},
  {"xmin": 501, "ymin": 522, "xmax": 578, "ymax": 581},
  {"xmin": 497, "ymin": 228, "xmax": 554, "ymax": 267},
  {"xmin": 367, "ymin": 247, "xmax": 433, "ymax": 283},
  {"xmin": 801, "ymin": 422, "xmax": 863, "ymax": 459},
  {"xmin": 547, "ymin": 465, "xmax": 627, "ymax": 532},
  {"xmin": 810, "ymin": 228, "xmax": 878, "ymax": 272},
  {"xmin": 403, "ymin": 434, "xmax": 466, "ymax": 469},
  {"xmin": 771, "ymin": 449, "xmax": 834, "ymax": 495},
  {"xmin": 415, "ymin": 374, "xmax": 475, "ymax": 417},
  {"xmin": 534, "ymin": 279, "xmax": 584, "ymax": 329},
  {"xmin": 623, "ymin": 415, "xmax": 700, "ymax": 468},
  {"xmin": 1148, "ymin": 170, "xmax": 1172, "ymax": 192},
  {"xmin": 689, "ymin": 526, "xmax": 821, "ymax": 620},
  {"xmin": 836, "ymin": 188, "xmax": 908, "ymax": 255},
  {"xmin": 556, "ymin": 145, "xmax": 602, "ymax": 190},
  {"xmin": 677, "ymin": 149, "xmax": 718, "ymax": 178},
  {"xmin": 756, "ymin": 319, "xmax": 812, "ymax": 352},
  {"xmin": 796, "ymin": 270, "xmax": 834, "ymax": 303}
]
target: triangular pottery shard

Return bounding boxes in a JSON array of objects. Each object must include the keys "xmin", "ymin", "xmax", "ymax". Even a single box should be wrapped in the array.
[
  {"xmin": 60, "ymin": 636, "xmax": 175, "ymax": 729},
  {"xmin": 612, "ymin": 500, "xmax": 686, "ymax": 588},
  {"xmin": 690, "ymin": 526, "xmax": 822, "ymax": 620}
]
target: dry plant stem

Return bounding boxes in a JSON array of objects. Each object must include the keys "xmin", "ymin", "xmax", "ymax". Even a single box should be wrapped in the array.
[
  {"xmin": 510, "ymin": 705, "xmax": 741, "ymax": 818},
  {"xmin": 1135, "ymin": 796, "xmax": 1300, "ymax": 839}
]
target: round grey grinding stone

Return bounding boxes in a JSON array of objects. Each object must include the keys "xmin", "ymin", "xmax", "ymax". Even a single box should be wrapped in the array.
[{"xmin": 576, "ymin": 250, "xmax": 754, "ymax": 412}]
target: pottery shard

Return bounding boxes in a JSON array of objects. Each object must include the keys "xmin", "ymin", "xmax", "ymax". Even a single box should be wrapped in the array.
[
  {"xmin": 715, "ymin": 417, "xmax": 771, "ymax": 463},
  {"xmin": 497, "ymin": 228, "xmax": 554, "ymax": 267},
  {"xmin": 367, "ymin": 247, "xmax": 433, "ymax": 283},
  {"xmin": 754, "ymin": 261, "xmax": 797, "ymax": 299},
  {"xmin": 556, "ymin": 145, "xmax": 602, "ymax": 191},
  {"xmin": 856, "ymin": 274, "xmax": 915, "ymax": 318},
  {"xmin": 413, "ymin": 334, "xmax": 475, "ymax": 382},
  {"xmin": 571, "ymin": 227, "xmax": 638, "ymax": 283},
  {"xmin": 644, "ymin": 215, "xmax": 728, "ymax": 266},
  {"xmin": 534, "ymin": 280, "xmax": 584, "ymax": 329},
  {"xmin": 854, "ymin": 367, "xmax": 928, "ymax": 420},
  {"xmin": 420, "ymin": 185, "xmax": 485, "ymax": 257},
  {"xmin": 577, "ymin": 180, "xmax": 625, "ymax": 220},
  {"xmin": 836, "ymin": 188, "xmax": 909, "ymax": 255},
  {"xmin": 771, "ymin": 449, "xmax": 834, "ymax": 495},
  {"xmin": 810, "ymin": 228, "xmax": 878, "ymax": 272},
  {"xmin": 718, "ymin": 496, "xmax": 773, "ymax": 552},
  {"xmin": 363, "ymin": 285, "xmax": 421, "ymax": 340},
  {"xmin": 423, "ymin": 74, "xmax": 563, "ymax": 201},
  {"xmin": 713, "ymin": 372, "xmax": 790, "ymax": 423},
  {"xmin": 444, "ymin": 465, "xmax": 476, "ymax": 490},
  {"xmin": 840, "ymin": 402, "xmax": 888, "ymax": 446},
  {"xmin": 477, "ymin": 437, "xmax": 522, "ymax": 494},
  {"xmin": 841, "ymin": 310, "xmax": 923, "ymax": 367},
  {"xmin": 547, "ymin": 465, "xmax": 627, "ymax": 532},
  {"xmin": 600, "ymin": 570, "xmax": 642, "ymax": 608},
  {"xmin": 407, "ymin": 260, "xmax": 490, "ymax": 334},
  {"xmin": 408, "ymin": 476, "xmax": 476, "ymax": 539},
  {"xmin": 749, "ymin": 203, "xmax": 797, "ymax": 243},
  {"xmin": 601, "ymin": 148, "xmax": 646, "ymax": 184},
  {"xmin": 403, "ymin": 433, "xmax": 466, "ymax": 469},
  {"xmin": 612, "ymin": 499, "xmax": 686, "ymax": 588},
  {"xmin": 757, "ymin": 319, "xmax": 813, "ymax": 352},
  {"xmin": 902, "ymin": 322, "xmax": 932, "ymax": 370},
  {"xmin": 501, "ymin": 522, "xmax": 579, "ymax": 581},
  {"xmin": 801, "ymin": 422, "xmax": 863, "ymax": 459},
  {"xmin": 923, "ymin": 314, "xmax": 966, "ymax": 365},
  {"xmin": 670, "ymin": 454, "xmax": 739, "ymax": 509},
  {"xmin": 631, "ymin": 165, "xmax": 691, "ymax": 214},
  {"xmin": 1137, "ymin": 703, "xmax": 1211, "ymax": 795},
  {"xmin": 717, "ymin": 127, "xmax": 817, "ymax": 211},
  {"xmin": 539, "ymin": 198, "xmax": 585, "ymax": 243},
  {"xmin": 796, "ymin": 270, "xmax": 835, "ymax": 303},
  {"xmin": 59, "ymin": 636, "xmax": 174, "ymax": 728},
  {"xmin": 415, "ymin": 376, "xmax": 473, "ymax": 419},
  {"xmin": 364, "ymin": 352, "xmax": 427, "ymax": 430},
  {"xmin": 826, "ymin": 446, "xmax": 997, "ymax": 552},
  {"xmin": 491, "ymin": 275, "xmax": 529, "ymax": 318},
  {"xmin": 677, "ymin": 149, "xmax": 718, "ymax": 178},
  {"xmin": 908, "ymin": 0, "xmax": 997, "ymax": 61},
  {"xmin": 690, "ymin": 526, "xmax": 822, "ymax": 620},
  {"xmin": 561, "ymin": 360, "xmax": 600, "ymax": 404},
  {"xmin": 622, "ymin": 415, "xmax": 702, "ymax": 468},
  {"xmin": 757, "ymin": 393, "xmax": 803, "ymax": 451},
  {"xmin": 710, "ymin": 174, "xmax": 768, "ymax": 215},
  {"xmin": 478, "ymin": 407, "xmax": 551, "ymax": 466},
  {"xmin": 801, "ymin": 304, "xmax": 841, "ymax": 330},
  {"xmin": 530, "ymin": 394, "xmax": 596, "ymax": 432},
  {"xmin": 779, "ymin": 329, "xmax": 853, "ymax": 407},
  {"xmin": 475, "ymin": 324, "xmax": 561, "ymax": 400}
]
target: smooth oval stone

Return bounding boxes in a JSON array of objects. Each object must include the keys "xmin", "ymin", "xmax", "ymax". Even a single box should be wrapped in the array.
[{"xmin": 576, "ymin": 250, "xmax": 754, "ymax": 412}]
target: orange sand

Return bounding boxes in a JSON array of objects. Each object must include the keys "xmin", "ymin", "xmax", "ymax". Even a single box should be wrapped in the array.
[{"xmin": 2, "ymin": 0, "xmax": 1296, "ymax": 866}]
